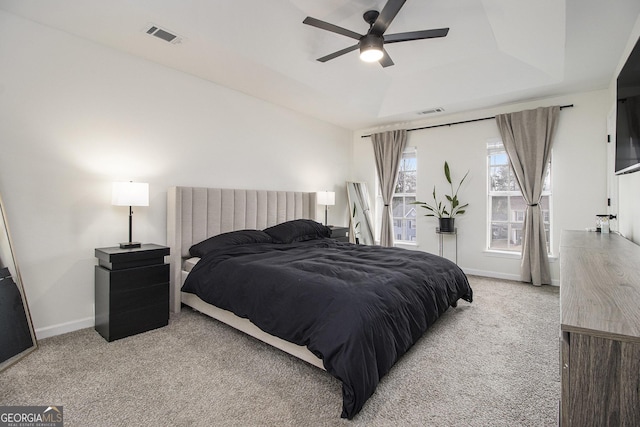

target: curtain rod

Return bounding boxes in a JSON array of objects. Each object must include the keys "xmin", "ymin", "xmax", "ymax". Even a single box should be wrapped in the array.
[{"xmin": 360, "ymin": 104, "xmax": 574, "ymax": 138}]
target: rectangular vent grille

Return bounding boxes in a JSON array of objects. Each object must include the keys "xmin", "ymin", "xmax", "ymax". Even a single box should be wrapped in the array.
[
  {"xmin": 145, "ymin": 25, "xmax": 182, "ymax": 44},
  {"xmin": 418, "ymin": 107, "xmax": 445, "ymax": 115}
]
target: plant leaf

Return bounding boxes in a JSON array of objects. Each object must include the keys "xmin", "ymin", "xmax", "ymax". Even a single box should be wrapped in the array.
[
  {"xmin": 444, "ymin": 161, "xmax": 452, "ymax": 184},
  {"xmin": 459, "ymin": 170, "xmax": 470, "ymax": 186}
]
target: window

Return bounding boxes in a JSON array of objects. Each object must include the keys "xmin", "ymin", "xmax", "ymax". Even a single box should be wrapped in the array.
[
  {"xmin": 393, "ymin": 149, "xmax": 417, "ymax": 242},
  {"xmin": 487, "ymin": 140, "xmax": 551, "ymax": 253}
]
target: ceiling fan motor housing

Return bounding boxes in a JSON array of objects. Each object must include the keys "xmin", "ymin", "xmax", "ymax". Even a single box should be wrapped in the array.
[{"xmin": 363, "ymin": 10, "xmax": 380, "ymax": 26}]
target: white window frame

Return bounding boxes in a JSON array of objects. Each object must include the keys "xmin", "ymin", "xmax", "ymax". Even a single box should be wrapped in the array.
[
  {"xmin": 392, "ymin": 147, "xmax": 417, "ymax": 244},
  {"xmin": 486, "ymin": 139, "xmax": 552, "ymax": 254}
]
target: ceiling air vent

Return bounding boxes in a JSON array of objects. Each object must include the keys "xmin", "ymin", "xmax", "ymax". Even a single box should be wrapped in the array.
[
  {"xmin": 145, "ymin": 25, "xmax": 182, "ymax": 44},
  {"xmin": 417, "ymin": 107, "xmax": 445, "ymax": 115}
]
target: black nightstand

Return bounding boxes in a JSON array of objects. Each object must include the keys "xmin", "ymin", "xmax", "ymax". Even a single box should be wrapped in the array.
[
  {"xmin": 328, "ymin": 226, "xmax": 350, "ymax": 242},
  {"xmin": 94, "ymin": 244, "xmax": 170, "ymax": 342}
]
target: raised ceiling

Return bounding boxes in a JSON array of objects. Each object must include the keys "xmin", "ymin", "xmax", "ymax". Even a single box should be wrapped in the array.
[{"xmin": 1, "ymin": 0, "xmax": 639, "ymax": 130}]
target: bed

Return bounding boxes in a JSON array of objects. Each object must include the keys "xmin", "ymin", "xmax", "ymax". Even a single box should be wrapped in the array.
[{"xmin": 167, "ymin": 186, "xmax": 473, "ymax": 419}]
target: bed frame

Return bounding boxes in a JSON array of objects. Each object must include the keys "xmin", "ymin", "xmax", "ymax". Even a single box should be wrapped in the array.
[{"xmin": 166, "ymin": 186, "xmax": 325, "ymax": 370}]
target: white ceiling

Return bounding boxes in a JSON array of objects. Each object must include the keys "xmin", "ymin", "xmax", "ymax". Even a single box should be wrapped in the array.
[{"xmin": 1, "ymin": 0, "xmax": 639, "ymax": 130}]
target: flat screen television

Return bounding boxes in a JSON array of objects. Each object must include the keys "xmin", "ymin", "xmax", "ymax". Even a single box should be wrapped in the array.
[{"xmin": 615, "ymin": 35, "xmax": 640, "ymax": 175}]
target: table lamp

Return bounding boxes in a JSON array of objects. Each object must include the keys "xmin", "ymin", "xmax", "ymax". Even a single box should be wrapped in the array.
[
  {"xmin": 112, "ymin": 181, "xmax": 149, "ymax": 249},
  {"xmin": 316, "ymin": 191, "xmax": 335, "ymax": 226}
]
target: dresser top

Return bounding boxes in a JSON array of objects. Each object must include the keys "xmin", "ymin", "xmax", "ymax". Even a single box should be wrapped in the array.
[{"xmin": 560, "ymin": 230, "xmax": 640, "ymax": 342}]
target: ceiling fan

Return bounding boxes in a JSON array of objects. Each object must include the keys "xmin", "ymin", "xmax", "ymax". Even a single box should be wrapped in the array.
[{"xmin": 303, "ymin": 0, "xmax": 449, "ymax": 67}]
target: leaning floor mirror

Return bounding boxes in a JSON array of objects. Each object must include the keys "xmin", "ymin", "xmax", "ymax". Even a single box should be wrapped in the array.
[
  {"xmin": 346, "ymin": 182, "xmax": 375, "ymax": 245},
  {"xmin": 0, "ymin": 193, "xmax": 37, "ymax": 371}
]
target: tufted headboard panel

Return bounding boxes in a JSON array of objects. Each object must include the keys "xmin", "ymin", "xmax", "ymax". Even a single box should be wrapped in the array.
[{"xmin": 167, "ymin": 187, "xmax": 318, "ymax": 312}]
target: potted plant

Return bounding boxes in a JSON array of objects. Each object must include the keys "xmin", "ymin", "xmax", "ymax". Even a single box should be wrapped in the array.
[{"xmin": 412, "ymin": 161, "xmax": 469, "ymax": 232}]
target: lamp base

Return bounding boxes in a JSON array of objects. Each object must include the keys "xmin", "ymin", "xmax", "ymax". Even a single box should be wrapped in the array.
[{"xmin": 119, "ymin": 242, "xmax": 142, "ymax": 249}]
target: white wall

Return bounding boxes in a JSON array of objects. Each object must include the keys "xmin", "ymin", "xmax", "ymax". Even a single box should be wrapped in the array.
[
  {"xmin": 0, "ymin": 11, "xmax": 352, "ymax": 338},
  {"xmin": 352, "ymin": 90, "xmax": 610, "ymax": 284}
]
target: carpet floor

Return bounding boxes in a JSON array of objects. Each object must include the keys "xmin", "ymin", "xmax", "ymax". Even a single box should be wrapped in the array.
[{"xmin": 0, "ymin": 275, "xmax": 560, "ymax": 426}]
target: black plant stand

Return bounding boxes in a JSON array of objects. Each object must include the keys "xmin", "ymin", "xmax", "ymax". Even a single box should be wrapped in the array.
[{"xmin": 435, "ymin": 227, "xmax": 457, "ymax": 264}]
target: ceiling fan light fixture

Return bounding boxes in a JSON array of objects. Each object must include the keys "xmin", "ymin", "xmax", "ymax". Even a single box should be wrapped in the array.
[
  {"xmin": 303, "ymin": 0, "xmax": 449, "ymax": 67},
  {"xmin": 359, "ymin": 35, "xmax": 384, "ymax": 62},
  {"xmin": 360, "ymin": 47, "xmax": 384, "ymax": 62}
]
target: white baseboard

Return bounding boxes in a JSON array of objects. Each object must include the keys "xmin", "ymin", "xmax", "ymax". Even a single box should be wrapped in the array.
[
  {"xmin": 35, "ymin": 316, "xmax": 94, "ymax": 340},
  {"xmin": 462, "ymin": 267, "xmax": 560, "ymax": 286},
  {"xmin": 463, "ymin": 268, "xmax": 521, "ymax": 282}
]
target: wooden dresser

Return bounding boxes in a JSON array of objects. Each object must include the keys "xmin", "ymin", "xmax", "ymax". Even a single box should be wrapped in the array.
[{"xmin": 560, "ymin": 230, "xmax": 640, "ymax": 426}]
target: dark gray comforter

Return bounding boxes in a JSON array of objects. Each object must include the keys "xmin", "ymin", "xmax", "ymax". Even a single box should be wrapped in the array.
[{"xmin": 182, "ymin": 238, "xmax": 473, "ymax": 419}]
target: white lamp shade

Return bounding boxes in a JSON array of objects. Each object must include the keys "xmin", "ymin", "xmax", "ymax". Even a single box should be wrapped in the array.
[
  {"xmin": 316, "ymin": 191, "xmax": 335, "ymax": 206},
  {"xmin": 112, "ymin": 182, "xmax": 149, "ymax": 207}
]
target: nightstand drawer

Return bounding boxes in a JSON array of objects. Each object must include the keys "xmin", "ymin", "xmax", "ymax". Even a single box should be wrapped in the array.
[
  {"xmin": 329, "ymin": 226, "xmax": 349, "ymax": 242},
  {"xmin": 107, "ymin": 303, "xmax": 168, "ymax": 342},
  {"xmin": 98, "ymin": 264, "xmax": 169, "ymax": 292},
  {"xmin": 109, "ymin": 282, "xmax": 168, "ymax": 313},
  {"xmin": 95, "ymin": 244, "xmax": 170, "ymax": 270}
]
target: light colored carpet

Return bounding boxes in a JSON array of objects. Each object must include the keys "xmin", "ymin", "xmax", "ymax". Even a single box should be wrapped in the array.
[{"xmin": 0, "ymin": 276, "xmax": 559, "ymax": 426}]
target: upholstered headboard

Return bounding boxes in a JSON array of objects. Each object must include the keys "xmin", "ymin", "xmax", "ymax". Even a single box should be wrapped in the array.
[{"xmin": 167, "ymin": 187, "xmax": 318, "ymax": 312}]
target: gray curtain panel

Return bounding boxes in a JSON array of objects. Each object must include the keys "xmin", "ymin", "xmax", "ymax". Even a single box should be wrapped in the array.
[
  {"xmin": 371, "ymin": 130, "xmax": 408, "ymax": 247},
  {"xmin": 496, "ymin": 106, "xmax": 559, "ymax": 285}
]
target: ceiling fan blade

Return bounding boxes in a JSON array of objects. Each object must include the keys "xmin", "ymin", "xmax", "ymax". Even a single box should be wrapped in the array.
[
  {"xmin": 379, "ymin": 49, "xmax": 394, "ymax": 67},
  {"xmin": 317, "ymin": 44, "xmax": 359, "ymax": 62},
  {"xmin": 303, "ymin": 17, "xmax": 362, "ymax": 40},
  {"xmin": 384, "ymin": 28, "xmax": 449, "ymax": 43},
  {"xmin": 371, "ymin": 0, "xmax": 406, "ymax": 35}
]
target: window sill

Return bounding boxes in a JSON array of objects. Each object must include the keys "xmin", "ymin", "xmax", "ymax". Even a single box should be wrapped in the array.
[
  {"xmin": 483, "ymin": 249, "xmax": 557, "ymax": 261},
  {"xmin": 484, "ymin": 249, "xmax": 522, "ymax": 259},
  {"xmin": 394, "ymin": 241, "xmax": 418, "ymax": 248}
]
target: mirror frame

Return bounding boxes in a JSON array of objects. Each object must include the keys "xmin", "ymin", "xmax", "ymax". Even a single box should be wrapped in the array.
[
  {"xmin": 0, "ymin": 193, "xmax": 37, "ymax": 371},
  {"xmin": 346, "ymin": 181, "xmax": 375, "ymax": 245}
]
